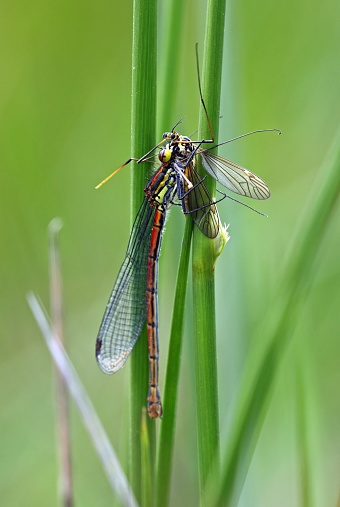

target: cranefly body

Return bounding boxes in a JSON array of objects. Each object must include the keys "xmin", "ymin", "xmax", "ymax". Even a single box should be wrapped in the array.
[{"xmin": 162, "ymin": 130, "xmax": 271, "ymax": 200}]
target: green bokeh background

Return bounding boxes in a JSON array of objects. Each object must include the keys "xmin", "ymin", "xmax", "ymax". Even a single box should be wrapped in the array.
[{"xmin": 1, "ymin": 1, "xmax": 339, "ymax": 506}]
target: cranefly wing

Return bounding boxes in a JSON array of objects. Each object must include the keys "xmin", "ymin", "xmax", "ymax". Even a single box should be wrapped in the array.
[
  {"xmin": 183, "ymin": 162, "xmax": 221, "ymax": 239},
  {"xmin": 199, "ymin": 149, "xmax": 270, "ymax": 200},
  {"xmin": 96, "ymin": 198, "xmax": 155, "ymax": 374}
]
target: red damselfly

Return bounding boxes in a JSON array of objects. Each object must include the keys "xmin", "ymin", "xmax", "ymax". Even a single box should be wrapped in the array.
[
  {"xmin": 95, "ymin": 136, "xmax": 221, "ymax": 417},
  {"xmin": 96, "ymin": 163, "xmax": 179, "ymax": 417}
]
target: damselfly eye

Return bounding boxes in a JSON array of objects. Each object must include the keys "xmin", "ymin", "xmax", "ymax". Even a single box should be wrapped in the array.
[{"xmin": 158, "ymin": 148, "xmax": 172, "ymax": 163}]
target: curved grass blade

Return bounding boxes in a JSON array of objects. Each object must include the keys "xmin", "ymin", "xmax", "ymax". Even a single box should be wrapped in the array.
[
  {"xmin": 27, "ymin": 293, "xmax": 138, "ymax": 507},
  {"xmin": 211, "ymin": 127, "xmax": 340, "ymax": 506}
]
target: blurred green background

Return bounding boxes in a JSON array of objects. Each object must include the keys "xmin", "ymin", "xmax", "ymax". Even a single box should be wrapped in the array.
[{"xmin": 1, "ymin": 1, "xmax": 339, "ymax": 506}]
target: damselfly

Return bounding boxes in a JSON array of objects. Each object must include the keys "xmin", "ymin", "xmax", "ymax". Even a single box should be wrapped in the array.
[
  {"xmin": 95, "ymin": 47, "xmax": 280, "ymax": 418},
  {"xmin": 96, "ymin": 163, "xmax": 180, "ymax": 417}
]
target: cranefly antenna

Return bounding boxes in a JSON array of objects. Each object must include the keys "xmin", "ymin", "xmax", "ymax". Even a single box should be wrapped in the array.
[
  {"xmin": 171, "ymin": 117, "xmax": 185, "ymax": 132},
  {"xmin": 203, "ymin": 128, "xmax": 282, "ymax": 152},
  {"xmin": 195, "ymin": 43, "xmax": 214, "ymax": 142},
  {"xmin": 195, "ymin": 43, "xmax": 281, "ymax": 149}
]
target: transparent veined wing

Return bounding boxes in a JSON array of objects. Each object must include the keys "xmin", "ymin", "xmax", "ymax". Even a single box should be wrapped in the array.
[
  {"xmin": 179, "ymin": 161, "xmax": 221, "ymax": 239},
  {"xmin": 199, "ymin": 149, "xmax": 270, "ymax": 200},
  {"xmin": 96, "ymin": 198, "xmax": 155, "ymax": 374}
]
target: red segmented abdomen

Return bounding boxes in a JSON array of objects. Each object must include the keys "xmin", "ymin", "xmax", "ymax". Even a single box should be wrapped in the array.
[{"xmin": 146, "ymin": 207, "xmax": 165, "ymax": 418}]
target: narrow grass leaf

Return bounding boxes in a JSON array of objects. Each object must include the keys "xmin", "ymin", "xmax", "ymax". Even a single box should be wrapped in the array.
[
  {"xmin": 27, "ymin": 292, "xmax": 138, "ymax": 507},
  {"xmin": 156, "ymin": 218, "xmax": 193, "ymax": 507},
  {"xmin": 48, "ymin": 219, "xmax": 73, "ymax": 507},
  {"xmin": 296, "ymin": 363, "xmax": 313, "ymax": 507},
  {"xmin": 192, "ymin": 0, "xmax": 227, "ymax": 502},
  {"xmin": 141, "ymin": 409, "xmax": 153, "ymax": 507},
  {"xmin": 212, "ymin": 128, "xmax": 340, "ymax": 506},
  {"xmin": 157, "ymin": 0, "xmax": 186, "ymax": 134},
  {"xmin": 130, "ymin": 0, "xmax": 158, "ymax": 499}
]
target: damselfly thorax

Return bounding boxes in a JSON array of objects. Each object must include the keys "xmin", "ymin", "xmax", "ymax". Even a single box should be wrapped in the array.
[{"xmin": 145, "ymin": 164, "xmax": 177, "ymax": 209}]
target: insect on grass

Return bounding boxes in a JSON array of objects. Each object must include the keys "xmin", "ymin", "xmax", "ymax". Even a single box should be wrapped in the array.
[{"xmin": 95, "ymin": 45, "xmax": 280, "ymax": 418}]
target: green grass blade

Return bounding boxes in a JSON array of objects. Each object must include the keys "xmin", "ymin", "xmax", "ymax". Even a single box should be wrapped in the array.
[
  {"xmin": 156, "ymin": 218, "xmax": 193, "ymax": 507},
  {"xmin": 192, "ymin": 0, "xmax": 227, "ymax": 503},
  {"xmin": 130, "ymin": 0, "xmax": 158, "ymax": 501},
  {"xmin": 212, "ymin": 128, "xmax": 340, "ymax": 506},
  {"xmin": 296, "ymin": 363, "xmax": 313, "ymax": 507},
  {"xmin": 141, "ymin": 409, "xmax": 153, "ymax": 507},
  {"xmin": 27, "ymin": 293, "xmax": 138, "ymax": 507},
  {"xmin": 131, "ymin": 0, "xmax": 158, "ymax": 210},
  {"xmin": 48, "ymin": 219, "xmax": 73, "ymax": 507},
  {"xmin": 155, "ymin": 3, "xmax": 195, "ymax": 505},
  {"xmin": 157, "ymin": 0, "xmax": 186, "ymax": 135}
]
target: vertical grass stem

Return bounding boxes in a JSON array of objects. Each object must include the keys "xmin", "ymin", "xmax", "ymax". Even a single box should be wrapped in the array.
[
  {"xmin": 192, "ymin": 0, "xmax": 227, "ymax": 502},
  {"xmin": 130, "ymin": 0, "xmax": 158, "ymax": 501}
]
